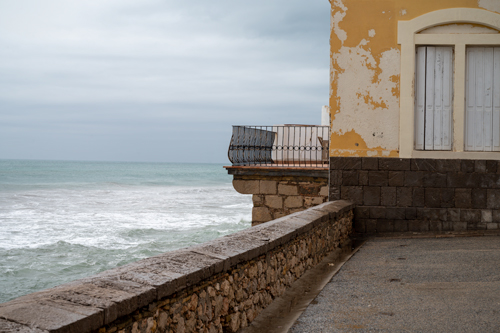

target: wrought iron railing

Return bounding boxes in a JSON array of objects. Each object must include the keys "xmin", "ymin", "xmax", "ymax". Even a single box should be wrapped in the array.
[{"xmin": 228, "ymin": 125, "xmax": 329, "ymax": 167}]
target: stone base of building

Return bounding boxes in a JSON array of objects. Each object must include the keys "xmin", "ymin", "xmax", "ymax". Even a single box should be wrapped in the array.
[
  {"xmin": 225, "ymin": 166, "xmax": 329, "ymax": 225},
  {"xmin": 330, "ymin": 157, "xmax": 500, "ymax": 233}
]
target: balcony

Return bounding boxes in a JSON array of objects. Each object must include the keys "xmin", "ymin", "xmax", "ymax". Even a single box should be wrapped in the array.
[{"xmin": 228, "ymin": 125, "xmax": 329, "ymax": 169}]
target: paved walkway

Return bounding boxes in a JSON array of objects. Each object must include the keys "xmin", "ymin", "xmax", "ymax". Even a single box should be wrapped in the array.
[{"xmin": 290, "ymin": 236, "xmax": 500, "ymax": 332}]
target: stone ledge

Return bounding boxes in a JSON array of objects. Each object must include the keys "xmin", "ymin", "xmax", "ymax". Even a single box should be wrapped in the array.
[{"xmin": 0, "ymin": 201, "xmax": 353, "ymax": 333}]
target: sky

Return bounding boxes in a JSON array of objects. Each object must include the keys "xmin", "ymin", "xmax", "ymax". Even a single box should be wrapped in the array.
[{"xmin": 0, "ymin": 0, "xmax": 331, "ymax": 163}]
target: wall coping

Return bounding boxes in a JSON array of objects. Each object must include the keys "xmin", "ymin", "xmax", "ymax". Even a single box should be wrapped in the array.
[
  {"xmin": 224, "ymin": 166, "xmax": 328, "ymax": 178},
  {"xmin": 0, "ymin": 200, "xmax": 353, "ymax": 333}
]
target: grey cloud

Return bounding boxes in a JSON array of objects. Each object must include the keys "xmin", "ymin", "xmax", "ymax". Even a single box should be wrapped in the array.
[{"xmin": 0, "ymin": 0, "xmax": 330, "ymax": 162}]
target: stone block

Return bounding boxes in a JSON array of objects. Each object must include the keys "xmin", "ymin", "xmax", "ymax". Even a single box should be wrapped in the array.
[
  {"xmin": 330, "ymin": 186, "xmax": 340, "ymax": 200},
  {"xmin": 417, "ymin": 208, "xmax": 447, "ymax": 221},
  {"xmin": 442, "ymin": 222, "xmax": 453, "ymax": 231},
  {"xmin": 405, "ymin": 207, "xmax": 417, "ymax": 219},
  {"xmin": 252, "ymin": 194, "xmax": 263, "ymax": 205},
  {"xmin": 481, "ymin": 210, "xmax": 493, "ymax": 223},
  {"xmin": 369, "ymin": 207, "xmax": 386, "ymax": 219},
  {"xmin": 471, "ymin": 189, "xmax": 487, "ymax": 209},
  {"xmin": 423, "ymin": 173, "xmax": 447, "ymax": 187},
  {"xmin": 368, "ymin": 171, "xmax": 388, "ymax": 186},
  {"xmin": 460, "ymin": 209, "xmax": 481, "ymax": 223},
  {"xmin": 493, "ymin": 210, "xmax": 500, "ymax": 222},
  {"xmin": 429, "ymin": 221, "xmax": 443, "ymax": 231},
  {"xmin": 319, "ymin": 186, "xmax": 328, "ymax": 196},
  {"xmin": 365, "ymin": 219, "xmax": 377, "ymax": 233},
  {"xmin": 386, "ymin": 207, "xmax": 405, "ymax": 220},
  {"xmin": 397, "ymin": 187, "xmax": 412, "ymax": 207},
  {"xmin": 487, "ymin": 223, "xmax": 499, "ymax": 230},
  {"xmin": 233, "ymin": 180, "xmax": 259, "ymax": 194},
  {"xmin": 265, "ymin": 195, "xmax": 283, "ymax": 209},
  {"xmin": 354, "ymin": 206, "xmax": 370, "ymax": 219},
  {"xmin": 298, "ymin": 183, "xmax": 321, "ymax": 196},
  {"xmin": 425, "ymin": 188, "xmax": 442, "ymax": 208},
  {"xmin": 278, "ymin": 184, "xmax": 298, "ymax": 196},
  {"xmin": 486, "ymin": 160, "xmax": 498, "ymax": 173},
  {"xmin": 448, "ymin": 208, "xmax": 461, "ymax": 222},
  {"xmin": 342, "ymin": 171, "xmax": 359, "ymax": 186},
  {"xmin": 359, "ymin": 171, "xmax": 369, "ymax": 185},
  {"xmin": 252, "ymin": 207, "xmax": 272, "ymax": 222},
  {"xmin": 354, "ymin": 219, "xmax": 366, "ymax": 233},
  {"xmin": 260, "ymin": 180, "xmax": 277, "ymax": 195},
  {"xmin": 441, "ymin": 188, "xmax": 455, "ymax": 208},
  {"xmin": 362, "ymin": 157, "xmax": 379, "ymax": 170},
  {"xmin": 455, "ymin": 189, "xmax": 472, "ymax": 208},
  {"xmin": 475, "ymin": 160, "xmax": 487, "ymax": 173},
  {"xmin": 341, "ymin": 186, "xmax": 363, "ymax": 205},
  {"xmin": 377, "ymin": 220, "xmax": 394, "ymax": 232},
  {"xmin": 381, "ymin": 187, "xmax": 397, "ymax": 206},
  {"xmin": 404, "ymin": 171, "xmax": 424, "ymax": 187},
  {"xmin": 331, "ymin": 157, "xmax": 361, "ymax": 170},
  {"xmin": 461, "ymin": 160, "xmax": 475, "ymax": 173},
  {"xmin": 284, "ymin": 196, "xmax": 303, "ymax": 208},
  {"xmin": 409, "ymin": 220, "xmax": 429, "ymax": 232},
  {"xmin": 468, "ymin": 222, "xmax": 486, "ymax": 230},
  {"xmin": 412, "ymin": 188, "xmax": 425, "ymax": 207},
  {"xmin": 273, "ymin": 211, "xmax": 287, "ymax": 219},
  {"xmin": 435, "ymin": 159, "xmax": 461, "ymax": 172},
  {"xmin": 453, "ymin": 222, "xmax": 467, "ymax": 231},
  {"xmin": 330, "ymin": 170, "xmax": 342, "ymax": 186},
  {"xmin": 364, "ymin": 186, "xmax": 381, "ymax": 206},
  {"xmin": 410, "ymin": 159, "xmax": 436, "ymax": 171},
  {"xmin": 304, "ymin": 197, "xmax": 324, "ymax": 207},
  {"xmin": 388, "ymin": 171, "xmax": 404, "ymax": 186},
  {"xmin": 394, "ymin": 220, "xmax": 408, "ymax": 232},
  {"xmin": 379, "ymin": 158, "xmax": 411, "ymax": 171},
  {"xmin": 487, "ymin": 189, "xmax": 500, "ymax": 209}
]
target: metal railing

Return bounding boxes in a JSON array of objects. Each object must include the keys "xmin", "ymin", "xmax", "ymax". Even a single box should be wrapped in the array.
[{"xmin": 228, "ymin": 125, "xmax": 329, "ymax": 167}]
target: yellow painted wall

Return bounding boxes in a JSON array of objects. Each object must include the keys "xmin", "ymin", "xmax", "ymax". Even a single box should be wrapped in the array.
[{"xmin": 329, "ymin": 0, "xmax": 500, "ymax": 157}]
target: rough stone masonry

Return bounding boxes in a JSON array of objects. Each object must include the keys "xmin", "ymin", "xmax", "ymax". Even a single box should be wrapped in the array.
[{"xmin": 0, "ymin": 201, "xmax": 353, "ymax": 333}]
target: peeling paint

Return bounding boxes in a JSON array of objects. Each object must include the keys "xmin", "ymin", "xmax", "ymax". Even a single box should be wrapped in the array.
[
  {"xmin": 328, "ymin": 0, "xmax": 499, "ymax": 158},
  {"xmin": 478, "ymin": 0, "xmax": 500, "ymax": 13},
  {"xmin": 332, "ymin": 0, "xmax": 348, "ymax": 44},
  {"xmin": 331, "ymin": 45, "xmax": 400, "ymax": 153}
]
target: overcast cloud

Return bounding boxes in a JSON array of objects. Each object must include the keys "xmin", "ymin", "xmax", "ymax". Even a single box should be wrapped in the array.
[{"xmin": 0, "ymin": 0, "xmax": 330, "ymax": 163}]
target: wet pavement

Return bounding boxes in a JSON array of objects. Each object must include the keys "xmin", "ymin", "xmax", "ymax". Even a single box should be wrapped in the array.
[{"xmin": 289, "ymin": 236, "xmax": 500, "ymax": 332}]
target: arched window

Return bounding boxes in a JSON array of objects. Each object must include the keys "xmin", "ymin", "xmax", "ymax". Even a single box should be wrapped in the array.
[{"xmin": 398, "ymin": 8, "xmax": 500, "ymax": 159}]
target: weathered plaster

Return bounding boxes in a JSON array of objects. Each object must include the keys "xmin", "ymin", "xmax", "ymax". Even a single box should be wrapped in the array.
[
  {"xmin": 329, "ymin": 0, "xmax": 500, "ymax": 158},
  {"xmin": 479, "ymin": 0, "xmax": 500, "ymax": 14}
]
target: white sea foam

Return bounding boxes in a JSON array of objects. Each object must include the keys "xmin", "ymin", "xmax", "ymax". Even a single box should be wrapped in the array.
[{"xmin": 0, "ymin": 161, "xmax": 252, "ymax": 303}]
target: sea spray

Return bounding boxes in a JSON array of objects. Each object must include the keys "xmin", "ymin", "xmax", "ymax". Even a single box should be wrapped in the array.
[{"xmin": 0, "ymin": 160, "xmax": 252, "ymax": 303}]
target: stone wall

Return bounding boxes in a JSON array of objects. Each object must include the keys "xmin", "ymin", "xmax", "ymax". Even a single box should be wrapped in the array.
[
  {"xmin": 0, "ymin": 201, "xmax": 353, "ymax": 333},
  {"xmin": 330, "ymin": 156, "xmax": 500, "ymax": 233},
  {"xmin": 225, "ymin": 167, "xmax": 329, "ymax": 225}
]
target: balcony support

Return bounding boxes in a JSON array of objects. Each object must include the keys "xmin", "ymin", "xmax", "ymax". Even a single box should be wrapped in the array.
[{"xmin": 225, "ymin": 166, "xmax": 329, "ymax": 225}]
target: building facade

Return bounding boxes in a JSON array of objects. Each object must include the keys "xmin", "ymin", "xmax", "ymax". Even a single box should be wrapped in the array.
[{"xmin": 329, "ymin": 0, "xmax": 500, "ymax": 232}]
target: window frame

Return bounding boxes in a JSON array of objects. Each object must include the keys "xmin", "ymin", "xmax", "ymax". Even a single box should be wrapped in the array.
[{"xmin": 398, "ymin": 8, "xmax": 500, "ymax": 159}]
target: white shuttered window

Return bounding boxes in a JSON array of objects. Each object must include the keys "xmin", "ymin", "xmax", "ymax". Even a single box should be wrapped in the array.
[
  {"xmin": 415, "ymin": 46, "xmax": 453, "ymax": 150},
  {"xmin": 465, "ymin": 47, "xmax": 500, "ymax": 152}
]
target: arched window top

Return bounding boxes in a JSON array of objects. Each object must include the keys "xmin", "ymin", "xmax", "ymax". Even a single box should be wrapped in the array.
[{"xmin": 398, "ymin": 8, "xmax": 500, "ymax": 43}]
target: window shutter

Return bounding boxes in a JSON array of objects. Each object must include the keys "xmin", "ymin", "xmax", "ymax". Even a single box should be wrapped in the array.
[
  {"xmin": 415, "ymin": 47, "xmax": 426, "ymax": 150},
  {"xmin": 415, "ymin": 46, "xmax": 453, "ymax": 151},
  {"xmin": 466, "ymin": 47, "xmax": 500, "ymax": 152}
]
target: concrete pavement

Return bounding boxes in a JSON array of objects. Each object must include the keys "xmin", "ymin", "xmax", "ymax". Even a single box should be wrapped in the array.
[{"xmin": 289, "ymin": 236, "xmax": 500, "ymax": 332}]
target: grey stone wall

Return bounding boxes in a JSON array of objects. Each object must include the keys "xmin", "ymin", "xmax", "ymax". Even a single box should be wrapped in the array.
[
  {"xmin": 0, "ymin": 201, "xmax": 353, "ymax": 333},
  {"xmin": 230, "ymin": 173, "xmax": 328, "ymax": 225},
  {"xmin": 330, "ymin": 156, "xmax": 500, "ymax": 233}
]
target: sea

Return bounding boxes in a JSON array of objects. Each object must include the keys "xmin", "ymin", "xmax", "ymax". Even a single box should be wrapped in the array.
[{"xmin": 0, "ymin": 159, "xmax": 252, "ymax": 304}]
